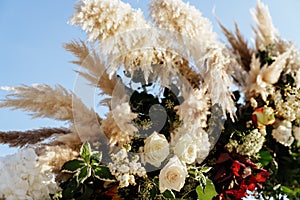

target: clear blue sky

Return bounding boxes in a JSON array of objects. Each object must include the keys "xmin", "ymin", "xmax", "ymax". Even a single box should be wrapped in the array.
[{"xmin": 1, "ymin": 0, "xmax": 300, "ymax": 156}]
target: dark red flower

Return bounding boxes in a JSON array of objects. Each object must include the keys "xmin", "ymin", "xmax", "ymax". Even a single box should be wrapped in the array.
[{"xmin": 211, "ymin": 146, "xmax": 269, "ymax": 200}]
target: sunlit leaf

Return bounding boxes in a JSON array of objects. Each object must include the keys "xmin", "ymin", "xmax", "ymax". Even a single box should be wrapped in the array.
[
  {"xmin": 80, "ymin": 142, "xmax": 91, "ymax": 163},
  {"xmin": 196, "ymin": 179, "xmax": 218, "ymax": 200}
]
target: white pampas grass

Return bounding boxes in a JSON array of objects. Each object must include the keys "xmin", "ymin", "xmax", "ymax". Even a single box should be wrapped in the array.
[
  {"xmin": 70, "ymin": 0, "xmax": 149, "ymax": 42},
  {"xmin": 150, "ymin": 0, "xmax": 236, "ymax": 119},
  {"xmin": 251, "ymin": 0, "xmax": 279, "ymax": 49},
  {"xmin": 245, "ymin": 50, "xmax": 291, "ymax": 100},
  {"xmin": 101, "ymin": 102, "xmax": 137, "ymax": 147}
]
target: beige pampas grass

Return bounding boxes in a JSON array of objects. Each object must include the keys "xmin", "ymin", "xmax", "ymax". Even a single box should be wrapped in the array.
[
  {"xmin": 70, "ymin": 0, "xmax": 149, "ymax": 42},
  {"xmin": 245, "ymin": 50, "xmax": 291, "ymax": 101},
  {"xmin": 150, "ymin": 0, "xmax": 236, "ymax": 119},
  {"xmin": 251, "ymin": 0, "xmax": 279, "ymax": 49},
  {"xmin": 219, "ymin": 22, "xmax": 253, "ymax": 71},
  {"xmin": 101, "ymin": 102, "xmax": 137, "ymax": 147},
  {"xmin": 64, "ymin": 40, "xmax": 117, "ymax": 97},
  {"xmin": 0, "ymin": 84, "xmax": 74, "ymax": 121}
]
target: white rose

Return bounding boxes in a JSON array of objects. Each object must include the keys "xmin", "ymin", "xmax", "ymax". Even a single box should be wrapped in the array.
[
  {"xmin": 174, "ymin": 134, "xmax": 197, "ymax": 164},
  {"xmin": 143, "ymin": 132, "xmax": 169, "ymax": 167},
  {"xmin": 159, "ymin": 155, "xmax": 188, "ymax": 193},
  {"xmin": 272, "ymin": 120, "xmax": 294, "ymax": 146}
]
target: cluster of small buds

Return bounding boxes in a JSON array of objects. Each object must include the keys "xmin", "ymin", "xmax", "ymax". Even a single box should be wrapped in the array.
[
  {"xmin": 274, "ymin": 86, "xmax": 300, "ymax": 123},
  {"xmin": 108, "ymin": 148, "xmax": 147, "ymax": 188},
  {"xmin": 236, "ymin": 129, "xmax": 266, "ymax": 156}
]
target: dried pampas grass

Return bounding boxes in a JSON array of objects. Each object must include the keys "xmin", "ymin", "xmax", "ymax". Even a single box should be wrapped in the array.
[
  {"xmin": 0, "ymin": 84, "xmax": 74, "ymax": 121},
  {"xmin": 64, "ymin": 40, "xmax": 117, "ymax": 97},
  {"xmin": 0, "ymin": 128, "xmax": 71, "ymax": 147}
]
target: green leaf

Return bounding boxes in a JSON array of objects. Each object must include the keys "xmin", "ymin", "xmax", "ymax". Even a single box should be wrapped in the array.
[
  {"xmin": 258, "ymin": 150, "xmax": 273, "ymax": 166},
  {"xmin": 196, "ymin": 179, "xmax": 218, "ymax": 200},
  {"xmin": 61, "ymin": 159, "xmax": 86, "ymax": 173},
  {"xmin": 94, "ymin": 165, "xmax": 115, "ymax": 181},
  {"xmin": 162, "ymin": 190, "xmax": 175, "ymax": 199},
  {"xmin": 77, "ymin": 166, "xmax": 91, "ymax": 184},
  {"xmin": 62, "ymin": 178, "xmax": 78, "ymax": 199},
  {"xmin": 76, "ymin": 185, "xmax": 94, "ymax": 200},
  {"xmin": 281, "ymin": 186, "xmax": 293, "ymax": 194},
  {"xmin": 90, "ymin": 152, "xmax": 102, "ymax": 166},
  {"xmin": 80, "ymin": 142, "xmax": 91, "ymax": 163}
]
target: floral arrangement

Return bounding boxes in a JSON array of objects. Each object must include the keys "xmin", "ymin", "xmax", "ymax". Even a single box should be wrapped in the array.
[{"xmin": 0, "ymin": 0, "xmax": 300, "ymax": 199}]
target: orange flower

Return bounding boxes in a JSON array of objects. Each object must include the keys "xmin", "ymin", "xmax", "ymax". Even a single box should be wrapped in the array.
[{"xmin": 252, "ymin": 106, "xmax": 275, "ymax": 129}]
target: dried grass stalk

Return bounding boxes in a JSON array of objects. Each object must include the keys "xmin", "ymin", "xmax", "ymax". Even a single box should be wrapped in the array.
[{"xmin": 0, "ymin": 128, "xmax": 71, "ymax": 147}]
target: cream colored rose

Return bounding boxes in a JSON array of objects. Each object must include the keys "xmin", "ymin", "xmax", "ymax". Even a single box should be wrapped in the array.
[
  {"xmin": 143, "ymin": 132, "xmax": 169, "ymax": 167},
  {"xmin": 159, "ymin": 155, "xmax": 188, "ymax": 193},
  {"xmin": 272, "ymin": 120, "xmax": 294, "ymax": 146},
  {"xmin": 174, "ymin": 134, "xmax": 197, "ymax": 164}
]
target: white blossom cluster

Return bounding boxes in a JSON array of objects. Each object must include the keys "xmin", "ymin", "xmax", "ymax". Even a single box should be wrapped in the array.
[
  {"xmin": 270, "ymin": 86, "xmax": 300, "ymax": 146},
  {"xmin": 0, "ymin": 148, "xmax": 57, "ymax": 200},
  {"xmin": 108, "ymin": 148, "xmax": 146, "ymax": 188},
  {"xmin": 274, "ymin": 86, "xmax": 300, "ymax": 123},
  {"xmin": 236, "ymin": 129, "xmax": 266, "ymax": 156}
]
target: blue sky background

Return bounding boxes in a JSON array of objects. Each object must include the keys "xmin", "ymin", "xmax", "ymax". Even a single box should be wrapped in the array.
[{"xmin": 1, "ymin": 0, "xmax": 300, "ymax": 156}]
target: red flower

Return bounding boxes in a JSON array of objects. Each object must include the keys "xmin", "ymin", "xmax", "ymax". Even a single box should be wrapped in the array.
[{"xmin": 211, "ymin": 147, "xmax": 269, "ymax": 200}]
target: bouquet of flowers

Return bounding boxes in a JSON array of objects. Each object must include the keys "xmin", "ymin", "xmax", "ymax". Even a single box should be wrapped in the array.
[{"xmin": 0, "ymin": 0, "xmax": 299, "ymax": 199}]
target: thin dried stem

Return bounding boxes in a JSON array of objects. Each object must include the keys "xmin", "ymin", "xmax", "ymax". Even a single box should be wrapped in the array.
[{"xmin": 0, "ymin": 128, "xmax": 71, "ymax": 147}]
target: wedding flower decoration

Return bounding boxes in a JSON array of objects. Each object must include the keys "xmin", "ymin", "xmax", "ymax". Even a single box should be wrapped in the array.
[{"xmin": 0, "ymin": 0, "xmax": 300, "ymax": 199}]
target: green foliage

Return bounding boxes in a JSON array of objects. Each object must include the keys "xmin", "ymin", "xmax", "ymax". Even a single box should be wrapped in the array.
[
  {"xmin": 258, "ymin": 150, "xmax": 273, "ymax": 167},
  {"xmin": 196, "ymin": 179, "xmax": 218, "ymax": 200},
  {"xmin": 162, "ymin": 190, "xmax": 175, "ymax": 199},
  {"xmin": 51, "ymin": 142, "xmax": 116, "ymax": 200}
]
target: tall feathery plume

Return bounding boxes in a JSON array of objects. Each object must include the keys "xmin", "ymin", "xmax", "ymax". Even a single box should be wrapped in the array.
[
  {"xmin": 149, "ymin": 0, "xmax": 236, "ymax": 119},
  {"xmin": 64, "ymin": 40, "xmax": 117, "ymax": 97},
  {"xmin": 0, "ymin": 84, "xmax": 74, "ymax": 121},
  {"xmin": 218, "ymin": 22, "xmax": 253, "ymax": 76},
  {"xmin": 251, "ymin": 0, "xmax": 279, "ymax": 50},
  {"xmin": 217, "ymin": 21, "xmax": 251, "ymax": 87},
  {"xmin": 0, "ymin": 128, "xmax": 71, "ymax": 147},
  {"xmin": 57, "ymin": 94, "xmax": 103, "ymax": 145},
  {"xmin": 0, "ymin": 84, "xmax": 103, "ymax": 146},
  {"xmin": 69, "ymin": 0, "xmax": 153, "ymax": 80}
]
